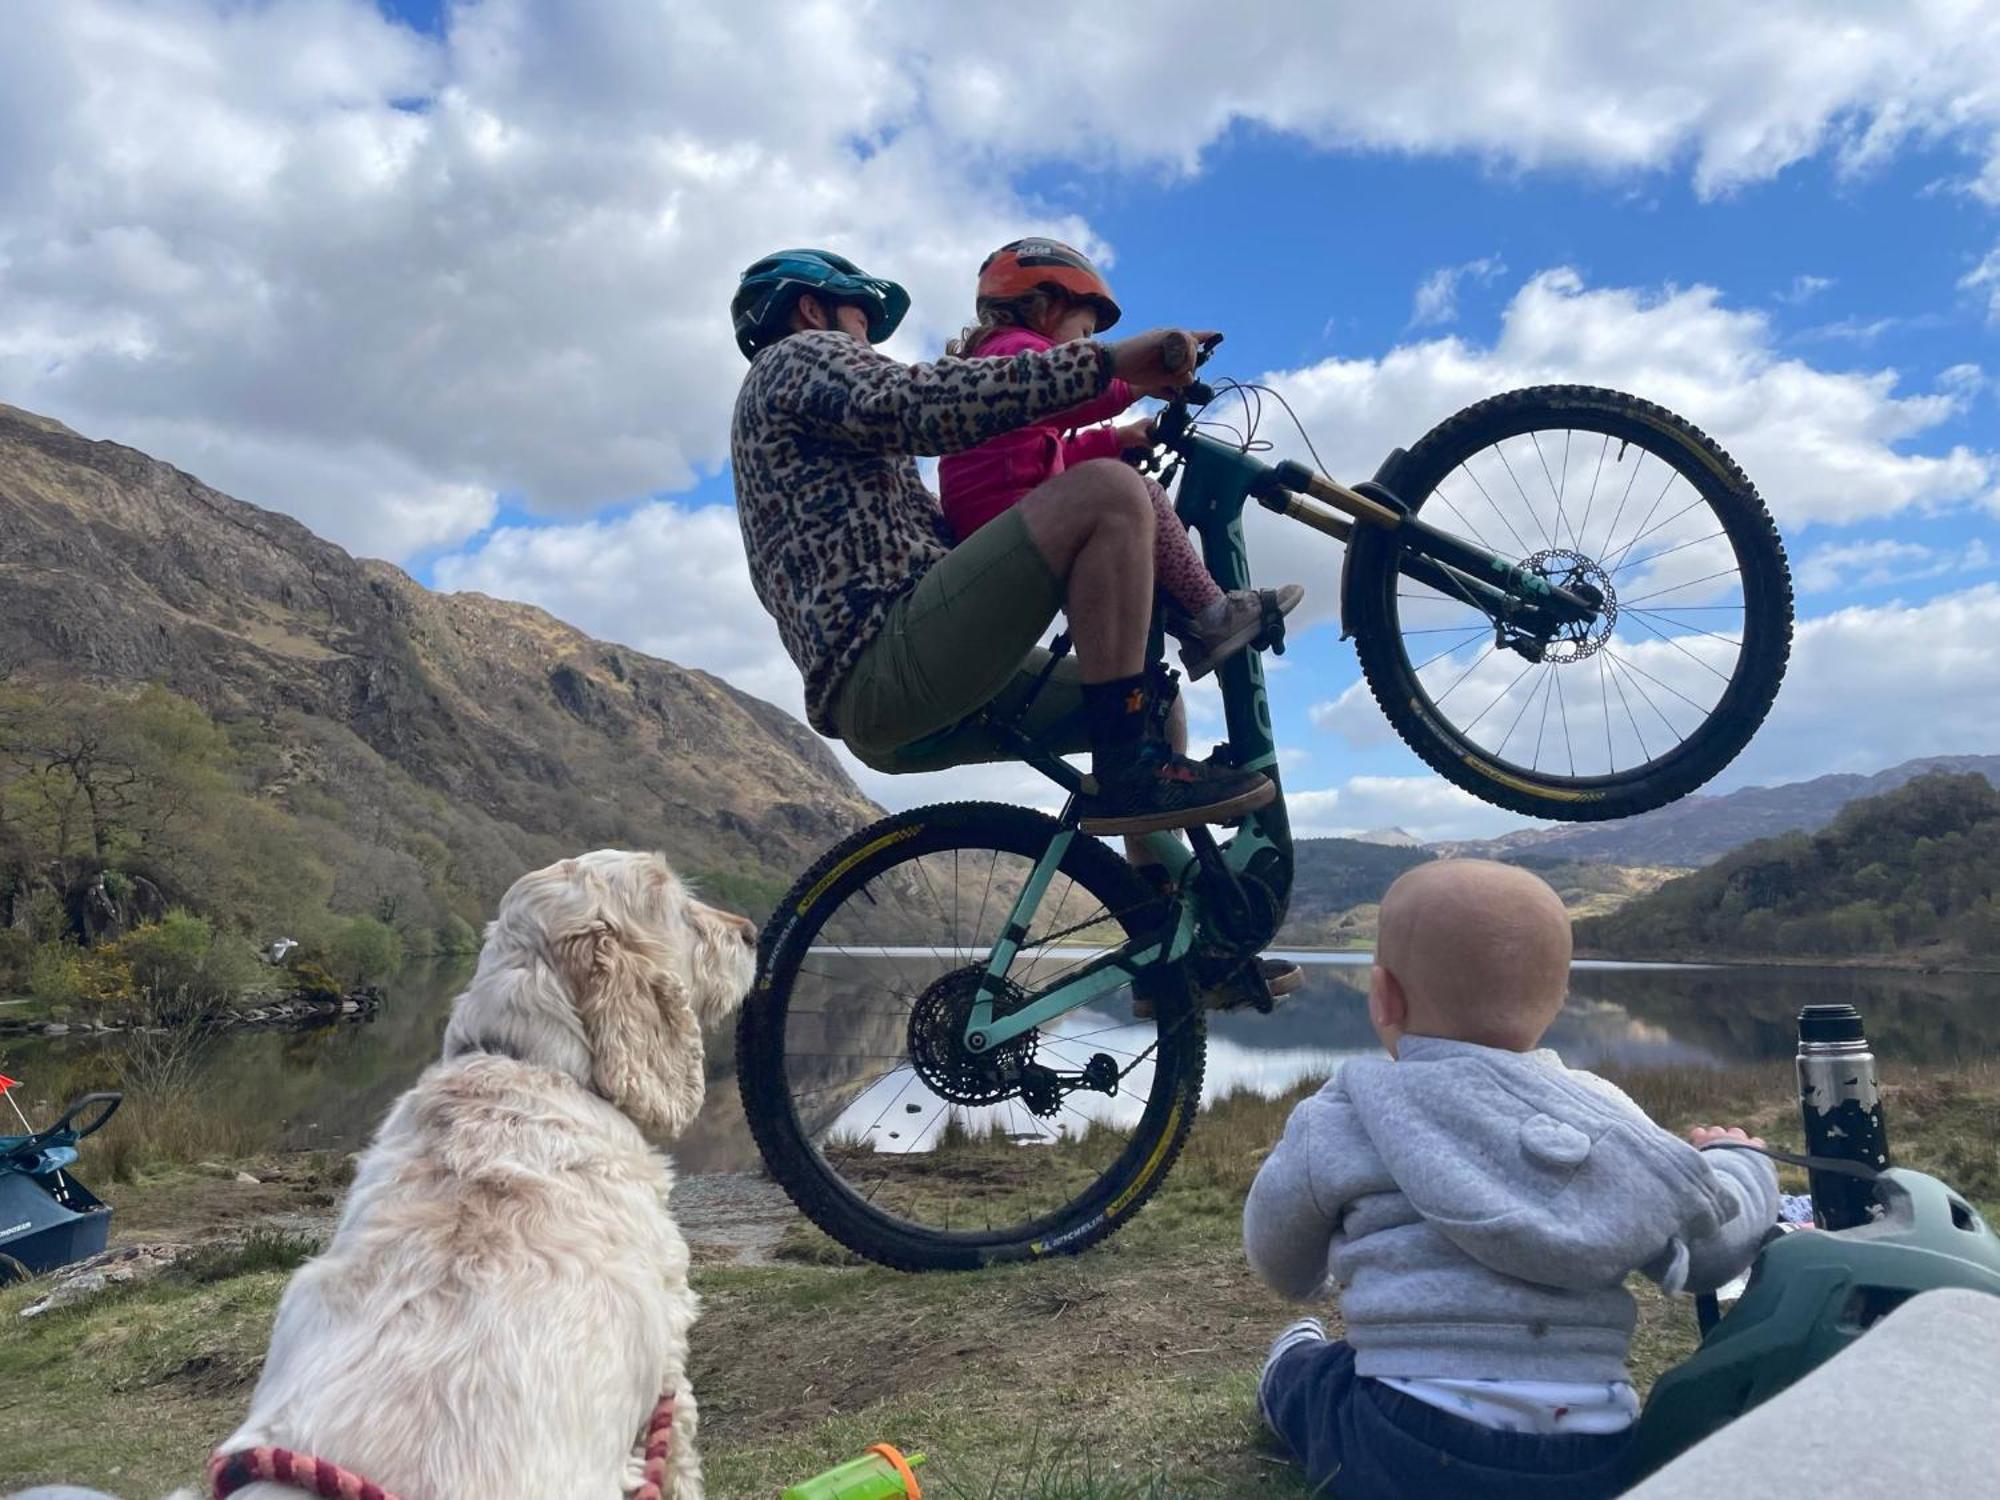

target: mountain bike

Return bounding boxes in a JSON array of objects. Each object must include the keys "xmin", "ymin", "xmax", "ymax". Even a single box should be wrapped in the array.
[{"xmin": 740, "ymin": 363, "xmax": 1794, "ymax": 1270}]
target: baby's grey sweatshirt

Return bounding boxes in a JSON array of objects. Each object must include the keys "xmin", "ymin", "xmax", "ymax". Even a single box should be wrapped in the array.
[{"xmin": 1243, "ymin": 1035, "xmax": 1779, "ymax": 1384}]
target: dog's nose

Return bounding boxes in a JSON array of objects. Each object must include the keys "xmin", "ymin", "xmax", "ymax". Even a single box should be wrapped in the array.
[{"xmin": 732, "ymin": 915, "xmax": 757, "ymax": 947}]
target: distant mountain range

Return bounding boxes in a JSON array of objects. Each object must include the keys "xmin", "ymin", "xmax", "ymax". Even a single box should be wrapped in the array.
[{"xmin": 1436, "ymin": 755, "xmax": 2000, "ymax": 868}]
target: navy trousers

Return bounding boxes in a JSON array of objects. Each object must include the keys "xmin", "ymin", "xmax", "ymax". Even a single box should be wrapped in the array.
[{"xmin": 1260, "ymin": 1337, "xmax": 1635, "ymax": 1500}]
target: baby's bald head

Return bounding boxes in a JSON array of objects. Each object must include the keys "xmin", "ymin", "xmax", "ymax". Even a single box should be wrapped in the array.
[{"xmin": 1372, "ymin": 859, "xmax": 1572, "ymax": 1053}]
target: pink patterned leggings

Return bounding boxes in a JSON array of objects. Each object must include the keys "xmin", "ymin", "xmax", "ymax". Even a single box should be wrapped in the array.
[{"xmin": 1144, "ymin": 477, "xmax": 1224, "ymax": 614}]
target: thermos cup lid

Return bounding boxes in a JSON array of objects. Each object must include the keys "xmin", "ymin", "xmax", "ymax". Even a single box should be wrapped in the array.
[{"xmin": 1798, "ymin": 1003, "xmax": 1865, "ymax": 1044}]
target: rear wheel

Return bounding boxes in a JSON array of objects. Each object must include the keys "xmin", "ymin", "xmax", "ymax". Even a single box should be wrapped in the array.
[
  {"xmin": 1346, "ymin": 385, "xmax": 1793, "ymax": 821},
  {"xmin": 740, "ymin": 803, "xmax": 1205, "ymax": 1271}
]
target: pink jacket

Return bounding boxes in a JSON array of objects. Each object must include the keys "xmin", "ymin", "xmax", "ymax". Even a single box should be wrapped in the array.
[{"xmin": 937, "ymin": 326, "xmax": 1137, "ymax": 541}]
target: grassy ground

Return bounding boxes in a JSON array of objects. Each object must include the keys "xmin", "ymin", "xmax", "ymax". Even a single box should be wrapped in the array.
[{"xmin": 4, "ymin": 1063, "xmax": 1996, "ymax": 1498}]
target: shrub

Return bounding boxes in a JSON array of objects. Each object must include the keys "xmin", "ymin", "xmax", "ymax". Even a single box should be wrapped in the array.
[
  {"xmin": 118, "ymin": 909, "xmax": 214, "ymax": 997},
  {"xmin": 327, "ymin": 915, "xmax": 403, "ymax": 988},
  {"xmin": 0, "ymin": 928, "xmax": 31, "ymax": 993},
  {"xmin": 288, "ymin": 959, "xmax": 343, "ymax": 1003},
  {"xmin": 436, "ymin": 912, "xmax": 480, "ymax": 955},
  {"xmin": 27, "ymin": 941, "xmax": 85, "ymax": 1005},
  {"xmin": 113, "ymin": 911, "xmax": 278, "ymax": 1012}
]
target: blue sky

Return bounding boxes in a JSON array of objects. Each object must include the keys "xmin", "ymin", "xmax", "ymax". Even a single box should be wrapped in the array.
[{"xmin": 4, "ymin": 1, "xmax": 1997, "ymax": 838}]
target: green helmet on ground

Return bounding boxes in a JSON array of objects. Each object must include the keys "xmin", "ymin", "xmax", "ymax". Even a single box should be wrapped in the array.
[
  {"xmin": 731, "ymin": 249, "xmax": 911, "ymax": 359},
  {"xmin": 1629, "ymin": 1166, "xmax": 2000, "ymax": 1482}
]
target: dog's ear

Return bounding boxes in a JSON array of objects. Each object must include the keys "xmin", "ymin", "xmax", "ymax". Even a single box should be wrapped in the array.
[{"xmin": 564, "ymin": 921, "xmax": 705, "ymax": 1137}]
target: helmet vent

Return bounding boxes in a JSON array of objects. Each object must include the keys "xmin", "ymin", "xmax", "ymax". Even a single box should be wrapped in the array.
[{"xmin": 1837, "ymin": 1285, "xmax": 1913, "ymax": 1332}]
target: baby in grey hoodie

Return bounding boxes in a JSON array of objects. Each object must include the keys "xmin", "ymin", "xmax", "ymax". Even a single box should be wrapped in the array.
[{"xmin": 1244, "ymin": 859, "xmax": 1778, "ymax": 1500}]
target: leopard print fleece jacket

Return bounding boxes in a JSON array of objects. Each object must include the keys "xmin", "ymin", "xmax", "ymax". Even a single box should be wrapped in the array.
[{"xmin": 732, "ymin": 328, "xmax": 1115, "ymax": 735}]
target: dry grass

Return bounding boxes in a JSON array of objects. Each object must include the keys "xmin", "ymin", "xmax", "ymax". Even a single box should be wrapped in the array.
[{"xmin": 3, "ymin": 1061, "xmax": 1994, "ymax": 1498}]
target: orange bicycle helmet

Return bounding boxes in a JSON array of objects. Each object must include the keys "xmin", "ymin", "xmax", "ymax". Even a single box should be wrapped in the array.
[{"xmin": 975, "ymin": 238, "xmax": 1121, "ymax": 329}]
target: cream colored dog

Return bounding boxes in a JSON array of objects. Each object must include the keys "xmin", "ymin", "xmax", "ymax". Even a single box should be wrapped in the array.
[{"xmin": 210, "ymin": 851, "xmax": 756, "ymax": 1500}]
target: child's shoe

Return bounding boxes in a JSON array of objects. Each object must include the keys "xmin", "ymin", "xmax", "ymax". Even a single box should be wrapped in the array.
[{"xmin": 1180, "ymin": 585, "xmax": 1305, "ymax": 679}]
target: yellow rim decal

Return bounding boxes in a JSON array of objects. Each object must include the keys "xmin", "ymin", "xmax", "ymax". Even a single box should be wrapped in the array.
[
  {"xmin": 1458, "ymin": 751, "xmax": 1605, "ymax": 802},
  {"xmin": 798, "ymin": 824, "xmax": 922, "ymax": 913},
  {"xmin": 1106, "ymin": 1098, "xmax": 1185, "ymax": 1220}
]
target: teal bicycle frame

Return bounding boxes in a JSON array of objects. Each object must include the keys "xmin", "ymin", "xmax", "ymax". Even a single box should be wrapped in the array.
[{"xmin": 959, "ymin": 429, "xmax": 1295, "ymax": 1056}]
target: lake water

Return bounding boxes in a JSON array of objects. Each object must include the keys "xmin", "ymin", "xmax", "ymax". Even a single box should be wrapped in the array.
[{"xmin": 5, "ymin": 956, "xmax": 1993, "ymax": 1175}]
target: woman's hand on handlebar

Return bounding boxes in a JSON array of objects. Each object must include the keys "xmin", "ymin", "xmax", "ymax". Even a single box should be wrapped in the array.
[
  {"xmin": 1108, "ymin": 329, "xmax": 1222, "ymax": 397},
  {"xmin": 1115, "ymin": 416, "xmax": 1156, "ymax": 452}
]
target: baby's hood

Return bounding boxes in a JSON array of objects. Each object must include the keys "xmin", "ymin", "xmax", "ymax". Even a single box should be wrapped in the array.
[{"xmin": 1339, "ymin": 1037, "xmax": 1734, "ymax": 1291}]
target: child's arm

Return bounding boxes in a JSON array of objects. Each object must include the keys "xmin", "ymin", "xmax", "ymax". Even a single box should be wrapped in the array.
[
  {"xmin": 1243, "ymin": 1088, "xmax": 1349, "ymax": 1302},
  {"xmin": 1670, "ymin": 1135, "xmax": 1782, "ymax": 1294},
  {"xmin": 775, "ymin": 332, "xmax": 1115, "ymax": 457}
]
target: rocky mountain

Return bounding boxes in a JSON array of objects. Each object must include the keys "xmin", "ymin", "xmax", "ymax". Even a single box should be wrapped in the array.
[
  {"xmin": 1438, "ymin": 754, "xmax": 2000, "ymax": 869},
  {"xmin": 0, "ymin": 402, "xmax": 879, "ymax": 921}
]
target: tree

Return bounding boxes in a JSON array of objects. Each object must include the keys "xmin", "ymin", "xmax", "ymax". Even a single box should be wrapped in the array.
[{"xmin": 328, "ymin": 916, "xmax": 404, "ymax": 989}]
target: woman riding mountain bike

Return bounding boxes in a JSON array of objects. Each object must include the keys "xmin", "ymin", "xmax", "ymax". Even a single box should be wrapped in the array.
[{"xmin": 729, "ymin": 248, "xmax": 1278, "ymax": 839}]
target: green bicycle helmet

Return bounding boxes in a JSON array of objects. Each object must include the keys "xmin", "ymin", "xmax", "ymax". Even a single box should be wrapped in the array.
[
  {"xmin": 731, "ymin": 248, "xmax": 911, "ymax": 358},
  {"xmin": 1628, "ymin": 1166, "xmax": 2000, "ymax": 1482}
]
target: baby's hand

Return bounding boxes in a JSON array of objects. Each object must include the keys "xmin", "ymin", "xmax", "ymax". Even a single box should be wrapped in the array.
[{"xmin": 1688, "ymin": 1124, "xmax": 1766, "ymax": 1150}]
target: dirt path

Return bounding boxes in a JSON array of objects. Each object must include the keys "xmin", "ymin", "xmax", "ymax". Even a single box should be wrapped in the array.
[{"xmin": 97, "ymin": 1155, "xmax": 798, "ymax": 1266}]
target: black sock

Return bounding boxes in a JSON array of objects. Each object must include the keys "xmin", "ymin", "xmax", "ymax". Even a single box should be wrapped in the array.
[{"xmin": 1083, "ymin": 674, "xmax": 1149, "ymax": 777}]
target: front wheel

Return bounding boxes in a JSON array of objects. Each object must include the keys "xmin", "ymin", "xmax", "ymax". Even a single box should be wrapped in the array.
[
  {"xmin": 740, "ymin": 803, "xmax": 1205, "ymax": 1271},
  {"xmin": 1346, "ymin": 385, "xmax": 1793, "ymax": 822}
]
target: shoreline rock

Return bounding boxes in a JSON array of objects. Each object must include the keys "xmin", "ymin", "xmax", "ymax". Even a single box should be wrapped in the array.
[{"xmin": 0, "ymin": 989, "xmax": 382, "ymax": 1039}]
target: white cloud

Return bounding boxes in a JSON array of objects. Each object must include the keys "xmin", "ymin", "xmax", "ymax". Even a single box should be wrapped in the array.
[
  {"xmin": 1796, "ymin": 537, "xmax": 1993, "ymax": 593},
  {"xmin": 0, "ymin": 0, "xmax": 1090, "ymax": 558},
  {"xmin": 1728, "ymin": 583, "xmax": 2000, "ymax": 781},
  {"xmin": 6, "ymin": 1, "xmax": 2000, "ymax": 566},
  {"xmin": 1286, "ymin": 776, "xmax": 1530, "ymax": 843},
  {"xmin": 902, "ymin": 2, "xmax": 2000, "ymax": 199},
  {"xmin": 1410, "ymin": 257, "xmax": 1506, "ymax": 328},
  {"xmin": 1777, "ymin": 274, "xmax": 1835, "ymax": 305},
  {"xmin": 1251, "ymin": 271, "xmax": 1995, "ymax": 638},
  {"xmin": 1963, "ymin": 244, "xmax": 2000, "ymax": 324}
]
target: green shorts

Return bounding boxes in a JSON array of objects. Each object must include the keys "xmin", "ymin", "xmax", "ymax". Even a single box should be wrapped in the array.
[{"xmin": 831, "ymin": 507, "xmax": 1090, "ymax": 774}]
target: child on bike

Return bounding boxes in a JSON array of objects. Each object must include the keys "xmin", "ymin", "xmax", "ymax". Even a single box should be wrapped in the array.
[
  {"xmin": 938, "ymin": 239, "xmax": 1303, "ymax": 679},
  {"xmin": 1244, "ymin": 860, "xmax": 1778, "ymax": 1500}
]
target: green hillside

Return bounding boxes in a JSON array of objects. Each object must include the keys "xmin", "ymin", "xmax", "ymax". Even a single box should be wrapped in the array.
[{"xmin": 1575, "ymin": 772, "xmax": 2000, "ymax": 965}]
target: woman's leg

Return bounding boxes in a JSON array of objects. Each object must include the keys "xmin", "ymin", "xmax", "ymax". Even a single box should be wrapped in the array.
[{"xmin": 1143, "ymin": 479, "xmax": 1223, "ymax": 615}]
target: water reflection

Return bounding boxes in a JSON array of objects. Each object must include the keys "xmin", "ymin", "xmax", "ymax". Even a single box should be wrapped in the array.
[{"xmin": 4, "ymin": 955, "xmax": 1993, "ymax": 1176}]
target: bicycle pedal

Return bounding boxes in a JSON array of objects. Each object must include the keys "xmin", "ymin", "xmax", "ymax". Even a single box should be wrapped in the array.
[{"xmin": 1255, "ymin": 590, "xmax": 1288, "ymax": 656}]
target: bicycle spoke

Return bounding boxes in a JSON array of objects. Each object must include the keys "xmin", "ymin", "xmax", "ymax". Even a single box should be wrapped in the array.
[
  {"xmin": 1599, "ymin": 653, "xmax": 1615, "ymax": 774},
  {"xmin": 1497, "ymin": 440, "xmax": 1557, "ymax": 549},
  {"xmin": 1427, "ymin": 481, "xmax": 1497, "ymax": 553},
  {"xmin": 1496, "ymin": 664, "xmax": 1553, "ymax": 760},
  {"xmin": 1624, "ymin": 610, "xmax": 1735, "ymax": 685},
  {"xmin": 1430, "ymin": 643, "xmax": 1499, "ymax": 708},
  {"xmin": 1606, "ymin": 648, "xmax": 1653, "ymax": 760},
  {"xmin": 1530, "ymin": 428, "xmax": 1579, "ymax": 552},
  {"xmin": 1607, "ymin": 647, "xmax": 1709, "ymax": 724},
  {"xmin": 1532, "ymin": 665, "xmax": 1556, "ymax": 771},
  {"xmin": 1456, "ymin": 460, "xmax": 1533, "ymax": 557},
  {"xmin": 1575, "ymin": 432, "xmax": 1610, "ymax": 549},
  {"xmin": 1555, "ymin": 666, "xmax": 1575, "ymax": 776},
  {"xmin": 1591, "ymin": 447, "xmax": 1646, "ymax": 562},
  {"xmin": 1607, "ymin": 495, "xmax": 1713, "ymax": 576},
  {"xmin": 1621, "ymin": 569, "xmax": 1742, "ymax": 607},
  {"xmin": 1463, "ymin": 655, "xmax": 1540, "ymax": 737},
  {"xmin": 1410, "ymin": 626, "xmax": 1492, "ymax": 674},
  {"xmin": 1614, "ymin": 527, "xmax": 1731, "ymax": 579},
  {"xmin": 1625, "ymin": 606, "xmax": 1743, "ymax": 650}
]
